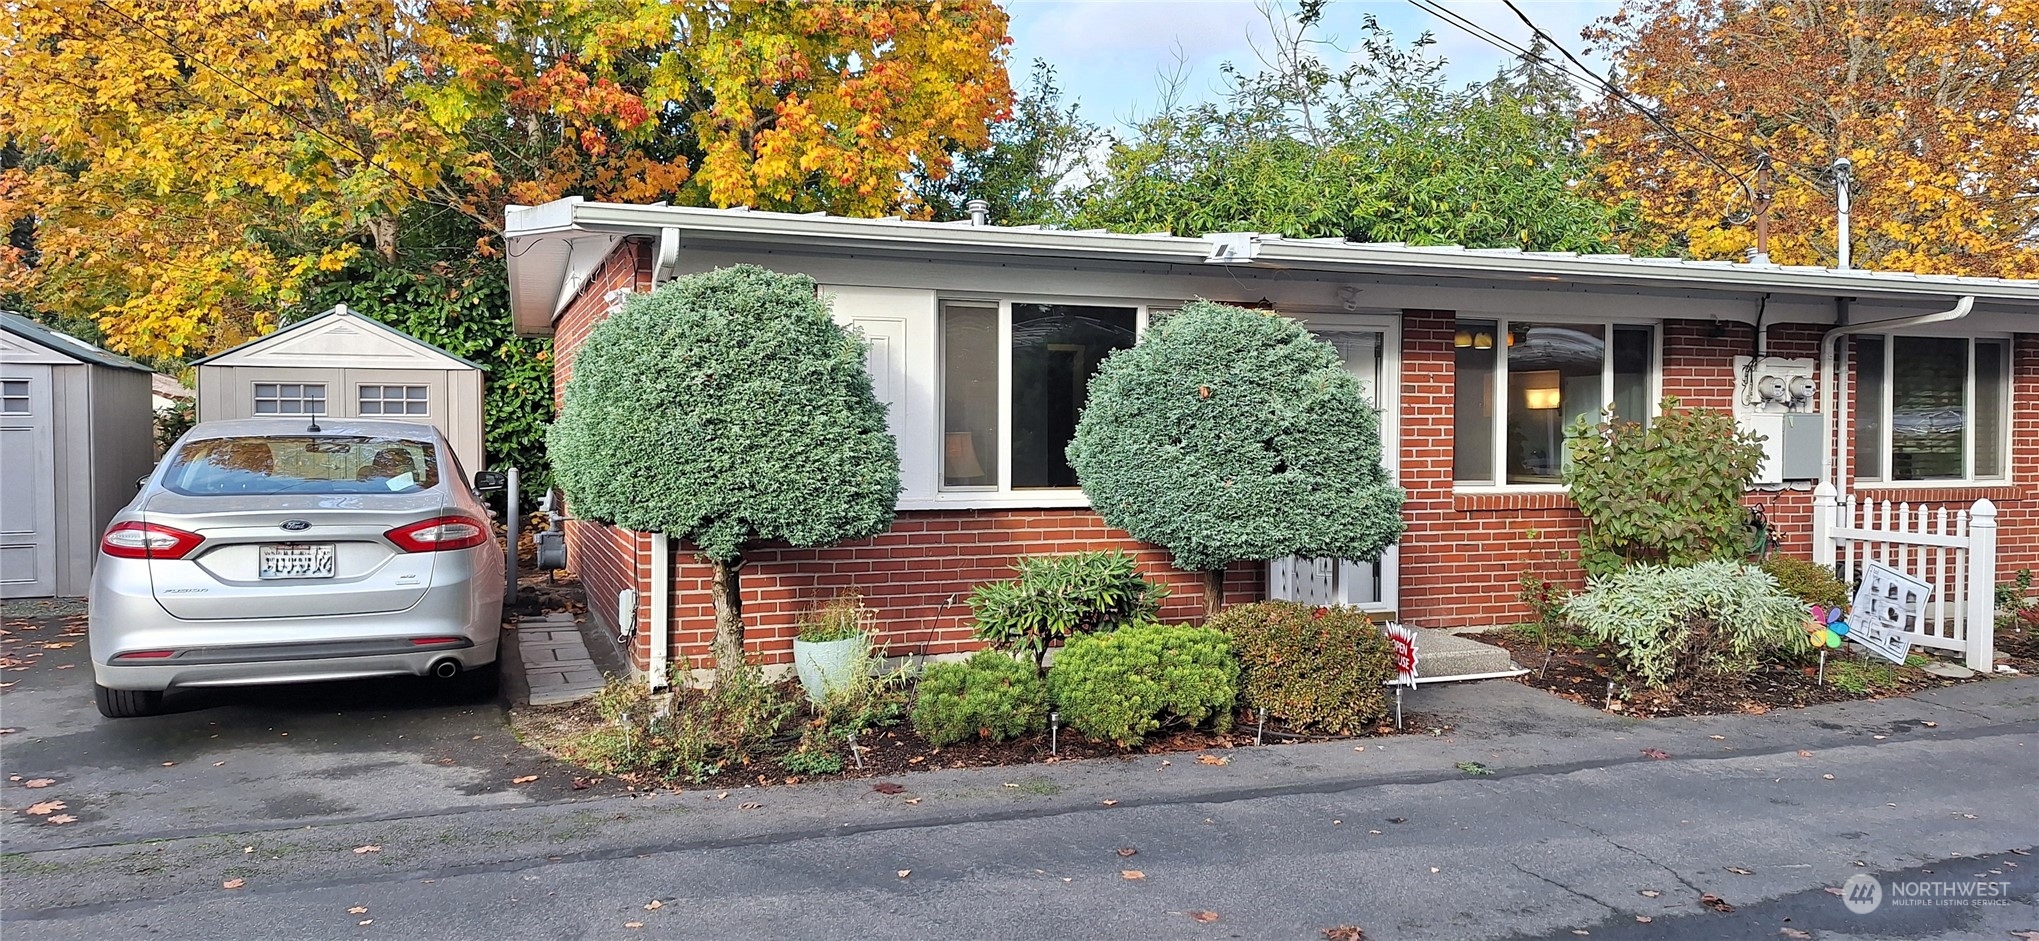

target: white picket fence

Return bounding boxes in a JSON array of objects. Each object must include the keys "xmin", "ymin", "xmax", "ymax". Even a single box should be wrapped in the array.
[{"xmin": 1810, "ymin": 482, "xmax": 1998, "ymax": 670}]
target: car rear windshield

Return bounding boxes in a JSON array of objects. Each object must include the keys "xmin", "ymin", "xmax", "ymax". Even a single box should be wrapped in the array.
[{"xmin": 162, "ymin": 436, "xmax": 442, "ymax": 496}]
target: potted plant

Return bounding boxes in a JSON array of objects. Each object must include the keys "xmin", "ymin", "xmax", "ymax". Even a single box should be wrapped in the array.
[{"xmin": 792, "ymin": 592, "xmax": 872, "ymax": 703}]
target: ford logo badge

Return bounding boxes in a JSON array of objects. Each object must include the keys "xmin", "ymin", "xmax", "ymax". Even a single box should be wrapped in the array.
[{"xmin": 280, "ymin": 520, "xmax": 312, "ymax": 532}]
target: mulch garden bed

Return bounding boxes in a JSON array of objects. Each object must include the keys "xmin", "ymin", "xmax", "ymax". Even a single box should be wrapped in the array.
[
  {"xmin": 1477, "ymin": 628, "xmax": 2005, "ymax": 718},
  {"xmin": 511, "ymin": 694, "xmax": 1446, "ymax": 792}
]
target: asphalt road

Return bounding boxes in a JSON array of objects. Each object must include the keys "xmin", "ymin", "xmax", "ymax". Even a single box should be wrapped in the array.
[{"xmin": 4, "ymin": 601, "xmax": 2035, "ymax": 941}]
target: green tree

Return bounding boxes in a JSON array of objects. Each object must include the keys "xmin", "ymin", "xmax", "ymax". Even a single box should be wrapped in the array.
[
  {"xmin": 918, "ymin": 59, "xmax": 1101, "ymax": 226},
  {"xmin": 1071, "ymin": 10, "xmax": 1624, "ymax": 251},
  {"xmin": 548, "ymin": 266, "xmax": 900, "ymax": 682},
  {"xmin": 1066, "ymin": 300, "xmax": 1404, "ymax": 615}
]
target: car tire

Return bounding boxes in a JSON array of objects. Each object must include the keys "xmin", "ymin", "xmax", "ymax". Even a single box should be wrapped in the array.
[{"xmin": 94, "ymin": 684, "xmax": 164, "ymax": 719}]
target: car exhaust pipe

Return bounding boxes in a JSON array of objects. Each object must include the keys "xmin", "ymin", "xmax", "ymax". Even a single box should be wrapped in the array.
[{"xmin": 430, "ymin": 658, "xmax": 461, "ymax": 679}]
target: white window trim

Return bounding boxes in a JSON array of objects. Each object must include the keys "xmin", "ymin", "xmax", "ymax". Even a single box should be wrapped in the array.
[
  {"xmin": 356, "ymin": 383, "xmax": 431, "ymax": 417},
  {"xmin": 932, "ymin": 295, "xmax": 1154, "ymax": 507},
  {"xmin": 252, "ymin": 381, "xmax": 328, "ymax": 416},
  {"xmin": 1451, "ymin": 314, "xmax": 1661, "ymax": 492},
  {"xmin": 1853, "ymin": 333, "xmax": 2012, "ymax": 486}
]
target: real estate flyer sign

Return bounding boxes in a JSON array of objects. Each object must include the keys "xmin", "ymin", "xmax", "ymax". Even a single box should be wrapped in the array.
[
  {"xmin": 1848, "ymin": 561, "xmax": 1932, "ymax": 665},
  {"xmin": 1384, "ymin": 622, "xmax": 1418, "ymax": 687}
]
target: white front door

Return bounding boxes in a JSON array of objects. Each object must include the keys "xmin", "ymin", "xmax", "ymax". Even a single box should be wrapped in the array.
[
  {"xmin": 1268, "ymin": 318, "xmax": 1399, "ymax": 612},
  {"xmin": 0, "ymin": 366, "xmax": 58, "ymax": 598}
]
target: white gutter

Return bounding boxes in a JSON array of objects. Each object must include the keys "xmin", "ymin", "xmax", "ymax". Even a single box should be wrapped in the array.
[
  {"xmin": 1819, "ymin": 295, "xmax": 1974, "ymax": 486},
  {"xmin": 647, "ymin": 534, "xmax": 671, "ymax": 692}
]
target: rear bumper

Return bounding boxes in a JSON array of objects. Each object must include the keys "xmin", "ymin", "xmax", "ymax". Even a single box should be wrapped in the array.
[{"xmin": 93, "ymin": 640, "xmax": 498, "ymax": 689}]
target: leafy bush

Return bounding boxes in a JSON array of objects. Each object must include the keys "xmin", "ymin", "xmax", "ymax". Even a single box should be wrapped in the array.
[
  {"xmin": 969, "ymin": 551, "xmax": 1167, "ymax": 670},
  {"xmin": 1998, "ymin": 569, "xmax": 2038, "ymax": 629},
  {"xmin": 911, "ymin": 651, "xmax": 1049, "ymax": 747},
  {"xmin": 153, "ymin": 398, "xmax": 194, "ymax": 454},
  {"xmin": 1066, "ymin": 299, "xmax": 1404, "ymax": 612},
  {"xmin": 1207, "ymin": 602, "xmax": 1392, "ymax": 734},
  {"xmin": 1047, "ymin": 622, "xmax": 1239, "ymax": 745},
  {"xmin": 565, "ymin": 664, "xmax": 795, "ymax": 782},
  {"xmin": 1761, "ymin": 556, "xmax": 1850, "ymax": 610},
  {"xmin": 1564, "ymin": 398, "xmax": 1766, "ymax": 577},
  {"xmin": 783, "ymin": 643, "xmax": 911, "ymax": 773},
  {"xmin": 1563, "ymin": 560, "xmax": 1810, "ymax": 688}
]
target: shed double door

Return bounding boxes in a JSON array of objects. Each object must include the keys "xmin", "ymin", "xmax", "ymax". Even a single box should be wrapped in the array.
[
  {"xmin": 1267, "ymin": 318, "xmax": 1399, "ymax": 613},
  {"xmin": 0, "ymin": 365, "xmax": 57, "ymax": 598}
]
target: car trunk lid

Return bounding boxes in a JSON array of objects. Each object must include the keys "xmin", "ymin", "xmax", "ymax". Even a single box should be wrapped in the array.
[{"xmin": 142, "ymin": 493, "xmax": 443, "ymax": 620}]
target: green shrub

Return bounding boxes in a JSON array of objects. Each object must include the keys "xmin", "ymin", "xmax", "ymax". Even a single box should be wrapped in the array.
[
  {"xmin": 1208, "ymin": 601, "xmax": 1392, "ymax": 734},
  {"xmin": 1761, "ymin": 556, "xmax": 1850, "ymax": 610},
  {"xmin": 1564, "ymin": 398, "xmax": 1767, "ymax": 577},
  {"xmin": 565, "ymin": 663, "xmax": 796, "ymax": 781},
  {"xmin": 911, "ymin": 651, "xmax": 1050, "ymax": 747},
  {"xmin": 1047, "ymin": 622, "xmax": 1239, "ymax": 745},
  {"xmin": 969, "ymin": 551, "xmax": 1167, "ymax": 670},
  {"xmin": 1998, "ymin": 569, "xmax": 2037, "ymax": 629},
  {"xmin": 1563, "ymin": 560, "xmax": 1810, "ymax": 688}
]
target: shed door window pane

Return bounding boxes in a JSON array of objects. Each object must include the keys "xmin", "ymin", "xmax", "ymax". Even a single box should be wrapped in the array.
[
  {"xmin": 1854, "ymin": 336, "xmax": 1886, "ymax": 479},
  {"xmin": 1974, "ymin": 340, "xmax": 2007, "ymax": 478},
  {"xmin": 1889, "ymin": 337, "xmax": 1966, "ymax": 480},
  {"xmin": 0, "ymin": 379, "xmax": 27, "ymax": 414},
  {"xmin": 941, "ymin": 303, "xmax": 999, "ymax": 488},
  {"xmin": 252, "ymin": 383, "xmax": 326, "ymax": 415},
  {"xmin": 1506, "ymin": 324, "xmax": 1605, "ymax": 485},
  {"xmin": 1453, "ymin": 321, "xmax": 1498, "ymax": 483},
  {"xmin": 359, "ymin": 385, "xmax": 429, "ymax": 416},
  {"xmin": 1010, "ymin": 303, "xmax": 1137, "ymax": 489},
  {"xmin": 1611, "ymin": 326, "xmax": 1652, "ymax": 425}
]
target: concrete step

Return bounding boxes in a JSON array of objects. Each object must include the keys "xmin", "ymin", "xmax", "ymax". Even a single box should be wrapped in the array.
[{"xmin": 1407, "ymin": 628, "xmax": 1523, "ymax": 683}]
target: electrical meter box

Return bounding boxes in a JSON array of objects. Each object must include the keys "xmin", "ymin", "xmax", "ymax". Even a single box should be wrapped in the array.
[{"xmin": 1779, "ymin": 411, "xmax": 1824, "ymax": 480}]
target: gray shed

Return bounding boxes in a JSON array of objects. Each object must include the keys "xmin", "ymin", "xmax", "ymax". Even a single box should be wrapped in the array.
[
  {"xmin": 194, "ymin": 305, "xmax": 487, "ymax": 476},
  {"xmin": 0, "ymin": 312, "xmax": 156, "ymax": 598}
]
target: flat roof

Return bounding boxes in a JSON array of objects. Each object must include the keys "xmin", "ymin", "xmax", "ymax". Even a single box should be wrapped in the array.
[{"xmin": 504, "ymin": 197, "xmax": 2039, "ymax": 335}]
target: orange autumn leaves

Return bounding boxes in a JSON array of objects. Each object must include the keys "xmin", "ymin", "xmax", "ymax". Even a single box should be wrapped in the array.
[
  {"xmin": 1582, "ymin": 0, "xmax": 2039, "ymax": 278},
  {"xmin": 0, "ymin": 0, "xmax": 1011, "ymax": 359}
]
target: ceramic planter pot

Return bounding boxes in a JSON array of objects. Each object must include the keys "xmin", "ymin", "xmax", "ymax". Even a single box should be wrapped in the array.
[{"xmin": 792, "ymin": 634, "xmax": 867, "ymax": 703}]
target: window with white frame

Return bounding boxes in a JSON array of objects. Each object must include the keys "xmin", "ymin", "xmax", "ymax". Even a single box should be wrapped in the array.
[
  {"xmin": 0, "ymin": 379, "xmax": 28, "ymax": 414},
  {"xmin": 252, "ymin": 382, "xmax": 326, "ymax": 415},
  {"xmin": 1854, "ymin": 335, "xmax": 2008, "ymax": 481},
  {"xmin": 940, "ymin": 300, "xmax": 1139, "ymax": 491},
  {"xmin": 358, "ymin": 384, "xmax": 428, "ymax": 416},
  {"xmin": 1454, "ymin": 319, "xmax": 1654, "ymax": 486}
]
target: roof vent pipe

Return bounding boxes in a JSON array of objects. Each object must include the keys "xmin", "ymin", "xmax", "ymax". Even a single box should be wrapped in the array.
[{"xmin": 965, "ymin": 199, "xmax": 990, "ymax": 227}]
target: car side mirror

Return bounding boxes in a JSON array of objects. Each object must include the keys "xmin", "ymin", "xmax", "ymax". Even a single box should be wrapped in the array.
[{"xmin": 472, "ymin": 471, "xmax": 508, "ymax": 492}]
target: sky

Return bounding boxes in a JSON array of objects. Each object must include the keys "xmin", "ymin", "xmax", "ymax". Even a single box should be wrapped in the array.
[{"xmin": 1003, "ymin": 0, "xmax": 1622, "ymax": 127}]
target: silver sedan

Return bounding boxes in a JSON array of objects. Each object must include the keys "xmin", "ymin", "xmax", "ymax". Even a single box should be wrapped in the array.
[{"xmin": 88, "ymin": 419, "xmax": 506, "ymax": 717}]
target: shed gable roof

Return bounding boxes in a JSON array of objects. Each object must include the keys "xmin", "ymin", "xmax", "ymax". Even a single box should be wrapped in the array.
[
  {"xmin": 193, "ymin": 305, "xmax": 487, "ymax": 372},
  {"xmin": 0, "ymin": 310, "xmax": 151, "ymax": 372}
]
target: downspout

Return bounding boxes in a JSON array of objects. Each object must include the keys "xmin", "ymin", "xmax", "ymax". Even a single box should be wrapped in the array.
[{"xmin": 1819, "ymin": 295, "xmax": 1975, "ymax": 487}]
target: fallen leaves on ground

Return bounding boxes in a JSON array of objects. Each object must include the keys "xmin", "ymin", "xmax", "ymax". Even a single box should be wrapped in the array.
[
  {"xmin": 1635, "ymin": 915, "xmax": 1653, "ymax": 923},
  {"xmin": 2007, "ymin": 931, "xmax": 2039, "ymax": 941},
  {"xmin": 737, "ymin": 802, "xmax": 761, "ymax": 810},
  {"xmin": 1322, "ymin": 927, "xmax": 1365, "ymax": 941},
  {"xmin": 623, "ymin": 922, "xmax": 643, "ymax": 930},
  {"xmin": 1099, "ymin": 799, "xmax": 1119, "ymax": 807},
  {"xmin": 873, "ymin": 782, "xmax": 905, "ymax": 794},
  {"xmin": 45, "ymin": 814, "xmax": 76, "ymax": 824},
  {"xmin": 1780, "ymin": 928, "xmax": 1811, "ymax": 939},
  {"xmin": 352, "ymin": 845, "xmax": 381, "ymax": 854},
  {"xmin": 1823, "ymin": 887, "xmax": 1844, "ymax": 896},
  {"xmin": 904, "ymin": 797, "xmax": 921, "ymax": 805},
  {"xmin": 1117, "ymin": 847, "xmax": 1138, "ymax": 858},
  {"xmin": 1455, "ymin": 761, "xmax": 1492, "ymax": 776},
  {"xmin": 1797, "ymin": 750, "xmax": 1814, "ymax": 758},
  {"xmin": 643, "ymin": 900, "xmax": 662, "ymax": 910},
  {"xmin": 1195, "ymin": 755, "xmax": 1229, "ymax": 766},
  {"xmin": 349, "ymin": 907, "xmax": 368, "ymax": 915},
  {"xmin": 511, "ymin": 775, "xmax": 538, "ymax": 785},
  {"xmin": 1922, "ymin": 721, "xmax": 1938, "ymax": 727},
  {"xmin": 1121, "ymin": 870, "xmax": 1146, "ymax": 880},
  {"xmin": 23, "ymin": 778, "xmax": 53, "ymax": 788},
  {"xmin": 1708, "ymin": 734, "xmax": 1726, "ymax": 740},
  {"xmin": 896, "ymin": 869, "xmax": 911, "ymax": 879},
  {"xmin": 357, "ymin": 919, "xmax": 372, "ymax": 926},
  {"xmin": 1699, "ymin": 892, "xmax": 1735, "ymax": 913},
  {"xmin": 1189, "ymin": 911, "xmax": 1219, "ymax": 923},
  {"xmin": 1726, "ymin": 866, "xmax": 1752, "ymax": 875},
  {"xmin": 1640, "ymin": 748, "xmax": 1670, "ymax": 760},
  {"xmin": 571, "ymin": 777, "xmax": 595, "ymax": 790},
  {"xmin": 25, "ymin": 799, "xmax": 65, "ymax": 815},
  {"xmin": 222, "ymin": 879, "xmax": 245, "ymax": 890},
  {"xmin": 1822, "ymin": 774, "xmax": 1836, "ymax": 780},
  {"xmin": 1639, "ymin": 889, "xmax": 1661, "ymax": 898}
]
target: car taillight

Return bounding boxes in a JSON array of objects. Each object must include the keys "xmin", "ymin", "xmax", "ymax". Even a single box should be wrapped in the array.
[
  {"xmin": 386, "ymin": 516, "xmax": 490, "ymax": 553},
  {"xmin": 101, "ymin": 522, "xmax": 205, "ymax": 560},
  {"xmin": 113, "ymin": 650, "xmax": 176, "ymax": 660}
]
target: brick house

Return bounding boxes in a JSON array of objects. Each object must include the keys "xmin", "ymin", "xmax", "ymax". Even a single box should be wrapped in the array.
[{"xmin": 505, "ymin": 197, "xmax": 2039, "ymax": 683}]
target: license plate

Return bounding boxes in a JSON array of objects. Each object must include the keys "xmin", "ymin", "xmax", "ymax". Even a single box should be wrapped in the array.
[{"xmin": 259, "ymin": 543, "xmax": 335, "ymax": 579}]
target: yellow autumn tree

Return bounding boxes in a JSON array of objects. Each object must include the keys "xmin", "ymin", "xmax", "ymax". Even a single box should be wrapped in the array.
[
  {"xmin": 0, "ymin": 0, "xmax": 1011, "ymax": 359},
  {"xmin": 1582, "ymin": 0, "xmax": 2039, "ymax": 277}
]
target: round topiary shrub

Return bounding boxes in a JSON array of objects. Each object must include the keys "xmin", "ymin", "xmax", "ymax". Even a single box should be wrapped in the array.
[
  {"xmin": 1046, "ymin": 622, "xmax": 1239, "ymax": 745},
  {"xmin": 911, "ymin": 651, "xmax": 1049, "ymax": 747},
  {"xmin": 1208, "ymin": 601, "xmax": 1393, "ymax": 734}
]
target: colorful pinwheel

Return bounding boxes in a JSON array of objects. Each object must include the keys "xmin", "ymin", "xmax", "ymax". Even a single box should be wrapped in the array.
[{"xmin": 1805, "ymin": 605, "xmax": 1851, "ymax": 649}]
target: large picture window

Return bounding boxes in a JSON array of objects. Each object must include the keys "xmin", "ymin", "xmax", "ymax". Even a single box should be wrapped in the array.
[
  {"xmin": 1454, "ymin": 319, "xmax": 1654, "ymax": 486},
  {"xmin": 1854, "ymin": 335, "xmax": 2008, "ymax": 481},
  {"xmin": 939, "ymin": 300, "xmax": 1138, "ymax": 492}
]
